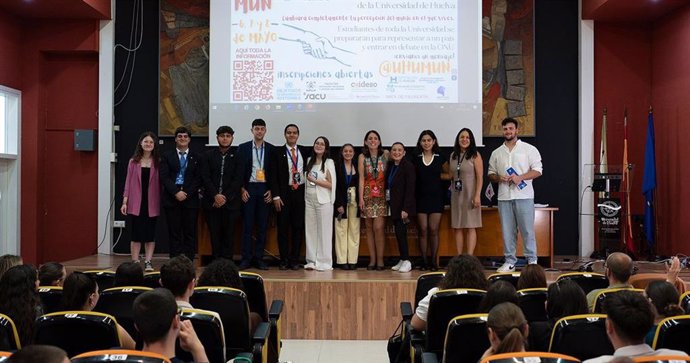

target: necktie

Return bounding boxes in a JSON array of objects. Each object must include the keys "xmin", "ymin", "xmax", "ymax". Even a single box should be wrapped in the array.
[
  {"xmin": 176, "ymin": 151, "xmax": 187, "ymax": 185},
  {"xmin": 291, "ymin": 147, "xmax": 299, "ymax": 190}
]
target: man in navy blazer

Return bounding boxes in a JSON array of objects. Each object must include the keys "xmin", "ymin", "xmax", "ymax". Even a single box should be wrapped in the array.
[
  {"xmin": 237, "ymin": 118, "xmax": 275, "ymax": 270},
  {"xmin": 159, "ymin": 126, "xmax": 201, "ymax": 262}
]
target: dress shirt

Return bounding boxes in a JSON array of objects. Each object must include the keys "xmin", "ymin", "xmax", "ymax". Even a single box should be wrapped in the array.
[{"xmin": 488, "ymin": 139, "xmax": 543, "ymax": 200}]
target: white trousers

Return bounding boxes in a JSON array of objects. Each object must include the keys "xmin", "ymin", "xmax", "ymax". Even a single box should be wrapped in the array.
[{"xmin": 305, "ymin": 187, "xmax": 334, "ymax": 269}]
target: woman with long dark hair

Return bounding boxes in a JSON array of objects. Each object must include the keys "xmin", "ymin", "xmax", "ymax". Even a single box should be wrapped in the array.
[
  {"xmin": 644, "ymin": 280, "xmax": 684, "ymax": 345},
  {"xmin": 450, "ymin": 128, "xmax": 483, "ymax": 255},
  {"xmin": 334, "ymin": 143, "xmax": 360, "ymax": 270},
  {"xmin": 387, "ymin": 142, "xmax": 416, "ymax": 273},
  {"xmin": 528, "ymin": 279, "xmax": 588, "ymax": 351},
  {"xmin": 38, "ymin": 262, "xmax": 66, "ymax": 286},
  {"xmin": 304, "ymin": 136, "xmax": 337, "ymax": 271},
  {"xmin": 0, "ymin": 264, "xmax": 41, "ymax": 347},
  {"xmin": 358, "ymin": 130, "xmax": 390, "ymax": 270},
  {"xmin": 121, "ymin": 131, "xmax": 160, "ymax": 272}
]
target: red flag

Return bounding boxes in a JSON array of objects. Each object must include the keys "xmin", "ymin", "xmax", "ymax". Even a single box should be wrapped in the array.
[{"xmin": 622, "ymin": 109, "xmax": 634, "ymax": 252}]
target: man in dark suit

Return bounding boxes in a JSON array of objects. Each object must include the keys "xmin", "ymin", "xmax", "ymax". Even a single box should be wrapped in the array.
[
  {"xmin": 159, "ymin": 126, "xmax": 201, "ymax": 262},
  {"xmin": 270, "ymin": 124, "xmax": 310, "ymax": 270},
  {"xmin": 200, "ymin": 126, "xmax": 243, "ymax": 261},
  {"xmin": 237, "ymin": 119, "xmax": 275, "ymax": 270}
]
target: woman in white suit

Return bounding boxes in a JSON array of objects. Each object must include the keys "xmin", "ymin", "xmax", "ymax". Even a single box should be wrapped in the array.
[{"xmin": 304, "ymin": 136, "xmax": 337, "ymax": 271}]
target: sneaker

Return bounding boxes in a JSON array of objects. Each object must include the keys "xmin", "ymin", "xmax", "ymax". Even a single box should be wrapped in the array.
[
  {"xmin": 304, "ymin": 262, "xmax": 316, "ymax": 270},
  {"xmin": 528, "ymin": 260, "xmax": 539, "ymax": 265},
  {"xmin": 398, "ymin": 260, "xmax": 412, "ymax": 273},
  {"xmin": 497, "ymin": 263, "xmax": 515, "ymax": 272},
  {"xmin": 391, "ymin": 260, "xmax": 403, "ymax": 271},
  {"xmin": 144, "ymin": 260, "xmax": 154, "ymax": 272}
]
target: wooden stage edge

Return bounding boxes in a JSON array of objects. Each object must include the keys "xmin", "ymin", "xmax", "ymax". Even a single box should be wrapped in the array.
[{"xmin": 61, "ymin": 254, "xmax": 686, "ymax": 340}]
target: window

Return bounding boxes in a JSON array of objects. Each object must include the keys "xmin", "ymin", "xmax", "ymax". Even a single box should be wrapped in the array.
[{"xmin": 0, "ymin": 85, "xmax": 20, "ymax": 255}]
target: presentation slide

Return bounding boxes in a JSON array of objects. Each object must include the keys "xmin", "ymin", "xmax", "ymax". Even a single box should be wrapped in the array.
[{"xmin": 210, "ymin": 0, "xmax": 481, "ymax": 146}]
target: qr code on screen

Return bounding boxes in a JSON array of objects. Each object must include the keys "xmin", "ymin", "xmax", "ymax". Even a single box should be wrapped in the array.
[{"xmin": 233, "ymin": 60, "xmax": 274, "ymax": 101}]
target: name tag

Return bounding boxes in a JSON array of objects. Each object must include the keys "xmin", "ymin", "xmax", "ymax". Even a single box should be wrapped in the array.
[{"xmin": 256, "ymin": 168, "xmax": 265, "ymax": 182}]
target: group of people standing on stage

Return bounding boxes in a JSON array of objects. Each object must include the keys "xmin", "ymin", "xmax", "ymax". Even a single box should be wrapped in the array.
[{"xmin": 120, "ymin": 116, "xmax": 543, "ymax": 273}]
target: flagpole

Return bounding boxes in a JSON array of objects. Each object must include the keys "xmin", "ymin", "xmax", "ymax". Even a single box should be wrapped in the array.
[{"xmin": 622, "ymin": 107, "xmax": 634, "ymax": 254}]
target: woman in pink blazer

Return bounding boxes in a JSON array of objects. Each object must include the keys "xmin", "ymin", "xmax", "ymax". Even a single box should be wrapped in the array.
[{"xmin": 121, "ymin": 131, "xmax": 161, "ymax": 271}]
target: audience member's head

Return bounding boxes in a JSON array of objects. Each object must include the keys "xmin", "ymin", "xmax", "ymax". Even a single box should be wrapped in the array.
[
  {"xmin": 645, "ymin": 280, "xmax": 684, "ymax": 320},
  {"xmin": 480, "ymin": 280, "xmax": 518, "ymax": 312},
  {"xmin": 8, "ymin": 345, "xmax": 69, "ymax": 363},
  {"xmin": 517, "ymin": 264, "xmax": 547, "ymax": 290},
  {"xmin": 133, "ymin": 288, "xmax": 179, "ymax": 346},
  {"xmin": 487, "ymin": 302, "xmax": 529, "ymax": 355},
  {"xmin": 439, "ymin": 254, "xmax": 488, "ymax": 291},
  {"xmin": 0, "ymin": 264, "xmax": 40, "ymax": 346},
  {"xmin": 605, "ymin": 252, "xmax": 634, "ymax": 284},
  {"xmin": 114, "ymin": 261, "xmax": 145, "ymax": 287},
  {"xmin": 0, "ymin": 254, "xmax": 22, "ymax": 280},
  {"xmin": 62, "ymin": 271, "xmax": 99, "ymax": 311},
  {"xmin": 197, "ymin": 258, "xmax": 243, "ymax": 290},
  {"xmin": 160, "ymin": 255, "xmax": 196, "ymax": 299},
  {"xmin": 546, "ymin": 279, "xmax": 588, "ymax": 321},
  {"xmin": 603, "ymin": 291, "xmax": 654, "ymax": 348},
  {"xmin": 38, "ymin": 262, "xmax": 66, "ymax": 286}
]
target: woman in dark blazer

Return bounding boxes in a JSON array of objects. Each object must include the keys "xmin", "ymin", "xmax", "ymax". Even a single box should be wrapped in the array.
[
  {"xmin": 387, "ymin": 142, "xmax": 416, "ymax": 273},
  {"xmin": 333, "ymin": 144, "xmax": 360, "ymax": 270}
]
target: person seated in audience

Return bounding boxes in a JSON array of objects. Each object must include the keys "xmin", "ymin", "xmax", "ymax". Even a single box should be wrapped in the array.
[
  {"xmin": 517, "ymin": 263, "xmax": 547, "ymax": 290},
  {"xmin": 113, "ymin": 261, "xmax": 145, "ymax": 287},
  {"xmin": 62, "ymin": 271, "xmax": 135, "ymax": 349},
  {"xmin": 0, "ymin": 265, "xmax": 41, "ymax": 347},
  {"xmin": 583, "ymin": 291, "xmax": 687, "ymax": 363},
  {"xmin": 480, "ymin": 280, "xmax": 518, "ymax": 312},
  {"xmin": 528, "ymin": 279, "xmax": 589, "ymax": 351},
  {"xmin": 644, "ymin": 280, "xmax": 684, "ymax": 346},
  {"xmin": 38, "ymin": 262, "xmax": 66, "ymax": 287},
  {"xmin": 586, "ymin": 252, "xmax": 635, "ymax": 312},
  {"xmin": 0, "ymin": 254, "xmax": 22, "ymax": 280},
  {"xmin": 411, "ymin": 254, "xmax": 488, "ymax": 331},
  {"xmin": 8, "ymin": 345, "xmax": 69, "ymax": 363},
  {"xmin": 197, "ymin": 257, "xmax": 263, "ymax": 332},
  {"xmin": 133, "ymin": 288, "xmax": 208, "ymax": 363},
  {"xmin": 480, "ymin": 302, "xmax": 529, "ymax": 360},
  {"xmin": 160, "ymin": 255, "xmax": 196, "ymax": 309}
]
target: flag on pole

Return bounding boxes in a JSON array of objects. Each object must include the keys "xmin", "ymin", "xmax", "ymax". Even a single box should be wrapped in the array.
[
  {"xmin": 642, "ymin": 107, "xmax": 656, "ymax": 247},
  {"xmin": 621, "ymin": 109, "xmax": 634, "ymax": 252}
]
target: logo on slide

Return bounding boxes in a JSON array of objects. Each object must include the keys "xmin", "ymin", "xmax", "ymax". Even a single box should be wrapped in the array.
[
  {"xmin": 437, "ymin": 86, "xmax": 446, "ymax": 96},
  {"xmin": 304, "ymin": 93, "xmax": 326, "ymax": 100}
]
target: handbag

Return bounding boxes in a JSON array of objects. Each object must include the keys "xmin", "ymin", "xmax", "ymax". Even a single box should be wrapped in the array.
[{"xmin": 387, "ymin": 319, "xmax": 408, "ymax": 363}]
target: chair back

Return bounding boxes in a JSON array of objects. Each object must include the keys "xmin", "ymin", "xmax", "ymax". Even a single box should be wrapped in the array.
[
  {"xmin": 481, "ymin": 352, "xmax": 580, "ymax": 363},
  {"xmin": 517, "ymin": 288, "xmax": 548, "ymax": 322},
  {"xmin": 177, "ymin": 308, "xmax": 225, "ymax": 363},
  {"xmin": 71, "ymin": 349, "xmax": 171, "ymax": 363},
  {"xmin": 0, "ymin": 314, "xmax": 20, "ymax": 351},
  {"xmin": 38, "ymin": 286, "xmax": 64, "ymax": 314},
  {"xmin": 190, "ymin": 287, "xmax": 250, "ymax": 360},
  {"xmin": 593, "ymin": 288, "xmax": 645, "ymax": 313},
  {"xmin": 415, "ymin": 272, "xmax": 445, "ymax": 308},
  {"xmin": 34, "ymin": 311, "xmax": 121, "ymax": 358},
  {"xmin": 487, "ymin": 272, "xmax": 521, "ymax": 288},
  {"xmin": 556, "ymin": 273, "xmax": 608, "ymax": 295},
  {"xmin": 652, "ymin": 315, "xmax": 690, "ymax": 353},
  {"xmin": 0, "ymin": 351, "xmax": 10, "ymax": 362},
  {"xmin": 83, "ymin": 270, "xmax": 116, "ymax": 290},
  {"xmin": 425, "ymin": 288, "xmax": 486, "ymax": 358},
  {"xmin": 94, "ymin": 286, "xmax": 152, "ymax": 347},
  {"xmin": 632, "ymin": 356, "xmax": 690, "ymax": 363},
  {"xmin": 679, "ymin": 292, "xmax": 690, "ymax": 314},
  {"xmin": 239, "ymin": 272, "xmax": 269, "ymax": 321},
  {"xmin": 142, "ymin": 272, "xmax": 161, "ymax": 289},
  {"xmin": 443, "ymin": 313, "xmax": 489, "ymax": 363},
  {"xmin": 549, "ymin": 314, "xmax": 613, "ymax": 361}
]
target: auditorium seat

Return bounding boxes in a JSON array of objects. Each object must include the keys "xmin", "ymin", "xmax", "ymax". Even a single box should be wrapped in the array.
[
  {"xmin": 480, "ymin": 352, "xmax": 581, "ymax": 363},
  {"xmin": 593, "ymin": 288, "xmax": 645, "ymax": 313},
  {"xmin": 142, "ymin": 271, "xmax": 161, "ymax": 289},
  {"xmin": 0, "ymin": 351, "xmax": 10, "ymax": 362},
  {"xmin": 239, "ymin": 271, "xmax": 284, "ymax": 363},
  {"xmin": 34, "ymin": 311, "xmax": 122, "ymax": 357},
  {"xmin": 679, "ymin": 292, "xmax": 690, "ymax": 314},
  {"xmin": 0, "ymin": 314, "xmax": 20, "ymax": 351},
  {"xmin": 38, "ymin": 286, "xmax": 64, "ymax": 314},
  {"xmin": 414, "ymin": 272, "xmax": 445, "ymax": 308},
  {"xmin": 402, "ymin": 288, "xmax": 486, "ymax": 362},
  {"xmin": 176, "ymin": 308, "xmax": 232, "ymax": 363},
  {"xmin": 189, "ymin": 287, "xmax": 270, "ymax": 363},
  {"xmin": 83, "ymin": 270, "xmax": 116, "ymax": 290},
  {"xmin": 93, "ymin": 286, "xmax": 152, "ymax": 348},
  {"xmin": 629, "ymin": 273, "xmax": 686, "ymax": 294},
  {"xmin": 556, "ymin": 272, "xmax": 608, "ymax": 295},
  {"xmin": 438, "ymin": 313, "xmax": 489, "ymax": 363},
  {"xmin": 517, "ymin": 288, "xmax": 548, "ymax": 322},
  {"xmin": 71, "ymin": 349, "xmax": 171, "ymax": 363},
  {"xmin": 632, "ymin": 356, "xmax": 690, "ymax": 363},
  {"xmin": 651, "ymin": 315, "xmax": 690, "ymax": 353},
  {"xmin": 488, "ymin": 272, "xmax": 521, "ymax": 288},
  {"xmin": 549, "ymin": 314, "xmax": 613, "ymax": 361}
]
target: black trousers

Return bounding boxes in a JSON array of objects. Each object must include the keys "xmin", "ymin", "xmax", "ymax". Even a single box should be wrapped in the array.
[
  {"xmin": 394, "ymin": 219, "xmax": 410, "ymax": 260},
  {"xmin": 206, "ymin": 207, "xmax": 239, "ymax": 260},
  {"xmin": 276, "ymin": 186, "xmax": 305, "ymax": 265},
  {"xmin": 165, "ymin": 205, "xmax": 198, "ymax": 261}
]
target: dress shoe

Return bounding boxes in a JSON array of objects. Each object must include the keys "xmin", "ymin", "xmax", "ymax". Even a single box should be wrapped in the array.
[
  {"xmin": 349, "ymin": 264, "xmax": 357, "ymax": 270},
  {"xmin": 290, "ymin": 264, "xmax": 301, "ymax": 270},
  {"xmin": 376, "ymin": 265, "xmax": 385, "ymax": 271},
  {"xmin": 238, "ymin": 261, "xmax": 252, "ymax": 270},
  {"xmin": 429, "ymin": 264, "xmax": 439, "ymax": 272},
  {"xmin": 255, "ymin": 261, "xmax": 269, "ymax": 270},
  {"xmin": 366, "ymin": 265, "xmax": 375, "ymax": 271},
  {"xmin": 279, "ymin": 263, "xmax": 289, "ymax": 271}
]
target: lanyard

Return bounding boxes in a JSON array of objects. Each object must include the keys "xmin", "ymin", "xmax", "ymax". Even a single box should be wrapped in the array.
[
  {"xmin": 286, "ymin": 146, "xmax": 298, "ymax": 169},
  {"xmin": 254, "ymin": 143, "xmax": 264, "ymax": 168},
  {"xmin": 369, "ymin": 155, "xmax": 380, "ymax": 179},
  {"xmin": 456, "ymin": 152, "xmax": 465, "ymax": 179},
  {"xmin": 343, "ymin": 162, "xmax": 354, "ymax": 186},
  {"xmin": 387, "ymin": 164, "xmax": 399, "ymax": 189},
  {"xmin": 218, "ymin": 152, "xmax": 227, "ymax": 194}
]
